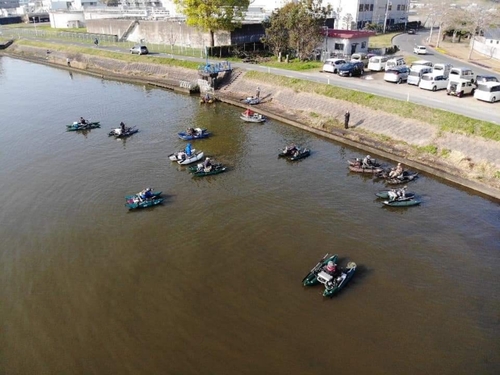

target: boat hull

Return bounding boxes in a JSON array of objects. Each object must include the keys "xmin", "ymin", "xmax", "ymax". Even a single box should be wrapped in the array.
[
  {"xmin": 375, "ymin": 191, "xmax": 415, "ymax": 199},
  {"xmin": 188, "ymin": 164, "xmax": 227, "ymax": 177},
  {"xmin": 169, "ymin": 151, "xmax": 204, "ymax": 165},
  {"xmin": 383, "ymin": 199, "xmax": 421, "ymax": 207},
  {"xmin": 109, "ymin": 128, "xmax": 138, "ymax": 138},
  {"xmin": 178, "ymin": 128, "xmax": 210, "ymax": 140},
  {"xmin": 125, "ymin": 198, "xmax": 164, "ymax": 210},
  {"xmin": 349, "ymin": 165, "xmax": 383, "ymax": 173}
]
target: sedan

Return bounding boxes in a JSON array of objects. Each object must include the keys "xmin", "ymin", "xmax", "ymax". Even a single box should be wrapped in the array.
[
  {"xmin": 338, "ymin": 62, "xmax": 364, "ymax": 77},
  {"xmin": 419, "ymin": 74, "xmax": 449, "ymax": 91},
  {"xmin": 384, "ymin": 67, "xmax": 410, "ymax": 84},
  {"xmin": 130, "ymin": 45, "xmax": 149, "ymax": 55}
]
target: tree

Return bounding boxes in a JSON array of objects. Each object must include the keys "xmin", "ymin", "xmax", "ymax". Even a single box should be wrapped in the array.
[
  {"xmin": 173, "ymin": 0, "xmax": 250, "ymax": 47},
  {"xmin": 464, "ymin": 4, "xmax": 500, "ymax": 59},
  {"xmin": 262, "ymin": 0, "xmax": 331, "ymax": 61}
]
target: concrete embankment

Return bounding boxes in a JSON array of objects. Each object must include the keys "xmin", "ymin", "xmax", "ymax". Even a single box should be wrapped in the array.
[{"xmin": 2, "ymin": 43, "xmax": 499, "ymax": 200}]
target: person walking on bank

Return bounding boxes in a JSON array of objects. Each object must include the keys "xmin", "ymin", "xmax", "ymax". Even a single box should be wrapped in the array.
[
  {"xmin": 256, "ymin": 87, "xmax": 261, "ymax": 99},
  {"xmin": 66, "ymin": 58, "xmax": 71, "ymax": 67},
  {"xmin": 344, "ymin": 110, "xmax": 350, "ymax": 129}
]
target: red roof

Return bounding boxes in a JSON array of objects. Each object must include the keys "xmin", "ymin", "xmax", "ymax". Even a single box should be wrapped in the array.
[{"xmin": 324, "ymin": 29, "xmax": 376, "ymax": 39}]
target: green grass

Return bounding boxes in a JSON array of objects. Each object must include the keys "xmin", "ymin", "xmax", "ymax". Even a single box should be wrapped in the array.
[
  {"xmin": 368, "ymin": 32, "xmax": 400, "ymax": 48},
  {"xmin": 417, "ymin": 145, "xmax": 438, "ymax": 155},
  {"xmin": 244, "ymin": 71, "xmax": 500, "ymax": 142},
  {"xmin": 260, "ymin": 58, "xmax": 323, "ymax": 71},
  {"xmin": 37, "ymin": 26, "xmax": 88, "ymax": 33},
  {"xmin": 16, "ymin": 40, "xmax": 201, "ymax": 69}
]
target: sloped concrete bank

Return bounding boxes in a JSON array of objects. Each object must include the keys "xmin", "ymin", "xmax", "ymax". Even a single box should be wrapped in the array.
[{"xmin": 3, "ymin": 44, "xmax": 499, "ymax": 201}]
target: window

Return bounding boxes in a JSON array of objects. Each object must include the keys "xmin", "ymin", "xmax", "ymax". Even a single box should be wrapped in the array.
[
  {"xmin": 361, "ymin": 41, "xmax": 366, "ymax": 48},
  {"xmin": 401, "ymin": 5, "xmax": 406, "ymax": 10},
  {"xmin": 397, "ymin": 5, "xmax": 401, "ymax": 10},
  {"xmin": 388, "ymin": 4, "xmax": 392, "ymax": 10},
  {"xmin": 334, "ymin": 43, "xmax": 345, "ymax": 51},
  {"xmin": 364, "ymin": 4, "xmax": 369, "ymax": 11},
  {"xmin": 370, "ymin": 4, "xmax": 374, "ymax": 11},
  {"xmin": 359, "ymin": 4, "xmax": 363, "ymax": 11}
]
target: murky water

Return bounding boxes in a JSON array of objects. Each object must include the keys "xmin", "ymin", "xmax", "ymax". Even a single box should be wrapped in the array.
[{"xmin": 0, "ymin": 57, "xmax": 499, "ymax": 375}]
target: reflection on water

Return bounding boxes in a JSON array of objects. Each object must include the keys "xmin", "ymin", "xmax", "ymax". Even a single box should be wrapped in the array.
[{"xmin": 0, "ymin": 57, "xmax": 499, "ymax": 375}]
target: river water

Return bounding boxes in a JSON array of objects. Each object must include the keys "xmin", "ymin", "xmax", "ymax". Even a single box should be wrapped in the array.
[{"xmin": 0, "ymin": 56, "xmax": 499, "ymax": 375}]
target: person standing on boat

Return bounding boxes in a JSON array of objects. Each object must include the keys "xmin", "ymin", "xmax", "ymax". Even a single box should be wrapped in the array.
[
  {"xmin": 185, "ymin": 143, "xmax": 192, "ymax": 157},
  {"xmin": 203, "ymin": 157, "xmax": 212, "ymax": 172},
  {"xmin": 120, "ymin": 122, "xmax": 126, "ymax": 134},
  {"xmin": 80, "ymin": 117, "xmax": 87, "ymax": 125}
]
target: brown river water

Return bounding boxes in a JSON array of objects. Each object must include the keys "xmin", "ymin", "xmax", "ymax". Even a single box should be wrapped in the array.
[{"xmin": 0, "ymin": 57, "xmax": 499, "ymax": 375}]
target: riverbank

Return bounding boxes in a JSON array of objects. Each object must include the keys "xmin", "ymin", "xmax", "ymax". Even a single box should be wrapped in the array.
[{"xmin": 2, "ymin": 42, "xmax": 499, "ymax": 200}]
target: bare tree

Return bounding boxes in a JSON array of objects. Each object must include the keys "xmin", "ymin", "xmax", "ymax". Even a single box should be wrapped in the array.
[{"xmin": 464, "ymin": 4, "xmax": 500, "ymax": 59}]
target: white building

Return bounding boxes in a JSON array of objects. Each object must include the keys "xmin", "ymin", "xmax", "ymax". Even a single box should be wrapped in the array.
[{"xmin": 323, "ymin": 0, "xmax": 410, "ymax": 30}]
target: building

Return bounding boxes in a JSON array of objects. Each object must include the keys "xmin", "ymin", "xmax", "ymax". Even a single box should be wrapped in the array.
[
  {"xmin": 323, "ymin": 0, "xmax": 410, "ymax": 30},
  {"xmin": 324, "ymin": 29, "xmax": 376, "ymax": 55}
]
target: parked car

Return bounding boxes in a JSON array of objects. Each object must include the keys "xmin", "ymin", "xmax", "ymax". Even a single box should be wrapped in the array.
[
  {"xmin": 407, "ymin": 29, "xmax": 416, "ymax": 34},
  {"xmin": 419, "ymin": 74, "xmax": 449, "ymax": 91},
  {"xmin": 322, "ymin": 58, "xmax": 347, "ymax": 73},
  {"xmin": 449, "ymin": 67, "xmax": 475, "ymax": 83},
  {"xmin": 475, "ymin": 75, "xmax": 499, "ymax": 83},
  {"xmin": 407, "ymin": 65, "xmax": 433, "ymax": 86},
  {"xmin": 351, "ymin": 53, "xmax": 369, "ymax": 68},
  {"xmin": 385, "ymin": 56, "xmax": 406, "ymax": 70},
  {"xmin": 367, "ymin": 56, "xmax": 389, "ymax": 71},
  {"xmin": 338, "ymin": 62, "xmax": 364, "ymax": 77},
  {"xmin": 447, "ymin": 78, "xmax": 476, "ymax": 97},
  {"xmin": 474, "ymin": 82, "xmax": 500, "ymax": 103},
  {"xmin": 410, "ymin": 60, "xmax": 433, "ymax": 68},
  {"xmin": 130, "ymin": 45, "xmax": 149, "ymax": 55},
  {"xmin": 384, "ymin": 66, "xmax": 410, "ymax": 84},
  {"xmin": 432, "ymin": 63, "xmax": 453, "ymax": 77},
  {"xmin": 413, "ymin": 45, "xmax": 427, "ymax": 55}
]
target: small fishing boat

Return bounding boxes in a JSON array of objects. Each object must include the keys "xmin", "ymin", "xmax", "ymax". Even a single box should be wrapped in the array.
[
  {"xmin": 188, "ymin": 163, "xmax": 227, "ymax": 177},
  {"xmin": 375, "ymin": 190, "xmax": 415, "ymax": 199},
  {"xmin": 348, "ymin": 165, "xmax": 383, "ymax": 174},
  {"xmin": 279, "ymin": 145, "xmax": 311, "ymax": 161},
  {"xmin": 383, "ymin": 198, "xmax": 421, "ymax": 207},
  {"xmin": 321, "ymin": 262, "xmax": 357, "ymax": 298},
  {"xmin": 240, "ymin": 109, "xmax": 266, "ymax": 123},
  {"xmin": 109, "ymin": 127, "xmax": 138, "ymax": 138},
  {"xmin": 178, "ymin": 127, "xmax": 210, "ymax": 141},
  {"xmin": 302, "ymin": 253, "xmax": 339, "ymax": 287},
  {"xmin": 169, "ymin": 150, "xmax": 204, "ymax": 165},
  {"xmin": 243, "ymin": 96, "xmax": 260, "ymax": 105},
  {"xmin": 125, "ymin": 189, "xmax": 163, "ymax": 210},
  {"xmin": 348, "ymin": 158, "xmax": 381, "ymax": 167},
  {"xmin": 66, "ymin": 121, "xmax": 100, "ymax": 131},
  {"xmin": 385, "ymin": 172, "xmax": 419, "ymax": 185}
]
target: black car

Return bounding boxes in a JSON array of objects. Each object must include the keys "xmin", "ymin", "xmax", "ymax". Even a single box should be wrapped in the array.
[
  {"xmin": 130, "ymin": 45, "xmax": 149, "ymax": 55},
  {"xmin": 338, "ymin": 61, "xmax": 364, "ymax": 77},
  {"xmin": 407, "ymin": 29, "xmax": 416, "ymax": 35},
  {"xmin": 476, "ymin": 75, "xmax": 499, "ymax": 83}
]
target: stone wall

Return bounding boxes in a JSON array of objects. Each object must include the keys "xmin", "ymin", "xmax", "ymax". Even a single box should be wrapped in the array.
[{"xmin": 86, "ymin": 19, "xmax": 231, "ymax": 47}]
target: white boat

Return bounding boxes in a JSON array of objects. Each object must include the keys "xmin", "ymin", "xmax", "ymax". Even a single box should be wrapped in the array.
[
  {"xmin": 240, "ymin": 109, "xmax": 266, "ymax": 123},
  {"xmin": 168, "ymin": 150, "xmax": 204, "ymax": 165}
]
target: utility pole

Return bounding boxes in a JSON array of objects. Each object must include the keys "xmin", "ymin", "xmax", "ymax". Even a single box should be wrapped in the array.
[{"xmin": 383, "ymin": 1, "xmax": 391, "ymax": 34}]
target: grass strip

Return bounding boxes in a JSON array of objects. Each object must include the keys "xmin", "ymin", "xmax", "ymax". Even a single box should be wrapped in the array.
[
  {"xmin": 15, "ymin": 39, "xmax": 201, "ymax": 69},
  {"xmin": 245, "ymin": 71, "xmax": 500, "ymax": 142}
]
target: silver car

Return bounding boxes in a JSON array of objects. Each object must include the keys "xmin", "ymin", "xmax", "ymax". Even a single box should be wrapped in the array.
[{"xmin": 384, "ymin": 67, "xmax": 410, "ymax": 84}]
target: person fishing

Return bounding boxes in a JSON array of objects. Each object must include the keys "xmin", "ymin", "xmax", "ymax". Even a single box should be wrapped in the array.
[
  {"xmin": 185, "ymin": 143, "xmax": 192, "ymax": 157},
  {"xmin": 120, "ymin": 122, "xmax": 126, "ymax": 134},
  {"xmin": 80, "ymin": 117, "xmax": 87, "ymax": 125}
]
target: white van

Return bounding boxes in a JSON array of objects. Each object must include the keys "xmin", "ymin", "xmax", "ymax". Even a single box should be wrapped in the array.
[
  {"xmin": 432, "ymin": 63, "xmax": 453, "ymax": 77},
  {"xmin": 322, "ymin": 58, "xmax": 347, "ymax": 74},
  {"xmin": 474, "ymin": 82, "xmax": 500, "ymax": 103},
  {"xmin": 385, "ymin": 57, "xmax": 406, "ymax": 70},
  {"xmin": 449, "ymin": 67, "xmax": 476, "ymax": 83},
  {"xmin": 367, "ymin": 56, "xmax": 389, "ymax": 71},
  {"xmin": 419, "ymin": 74, "xmax": 449, "ymax": 91},
  {"xmin": 407, "ymin": 65, "xmax": 433, "ymax": 86},
  {"xmin": 447, "ymin": 78, "xmax": 476, "ymax": 97},
  {"xmin": 410, "ymin": 60, "xmax": 433, "ymax": 68}
]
